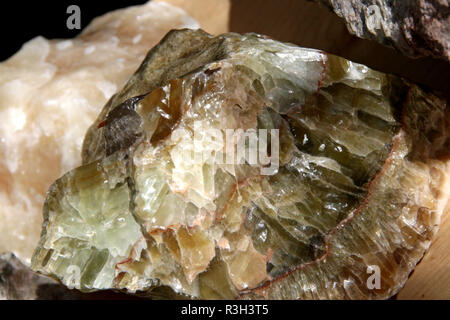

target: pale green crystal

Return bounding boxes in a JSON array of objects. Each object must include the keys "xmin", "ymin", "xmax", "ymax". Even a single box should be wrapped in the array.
[
  {"xmin": 33, "ymin": 157, "xmax": 142, "ymax": 291},
  {"xmin": 31, "ymin": 29, "xmax": 449, "ymax": 299}
]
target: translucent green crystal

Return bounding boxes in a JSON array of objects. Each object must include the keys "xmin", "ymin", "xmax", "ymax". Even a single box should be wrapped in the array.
[{"xmin": 31, "ymin": 29, "xmax": 449, "ymax": 299}]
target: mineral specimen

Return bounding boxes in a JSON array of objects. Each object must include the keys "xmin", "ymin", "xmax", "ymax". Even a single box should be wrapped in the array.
[
  {"xmin": 0, "ymin": 1, "xmax": 199, "ymax": 263},
  {"xmin": 316, "ymin": 0, "xmax": 450, "ymax": 61},
  {"xmin": 31, "ymin": 29, "xmax": 450, "ymax": 299}
]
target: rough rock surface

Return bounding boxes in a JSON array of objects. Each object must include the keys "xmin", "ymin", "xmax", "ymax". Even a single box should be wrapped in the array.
[
  {"xmin": 316, "ymin": 0, "xmax": 450, "ymax": 61},
  {"xmin": 0, "ymin": 1, "xmax": 199, "ymax": 263},
  {"xmin": 0, "ymin": 252, "xmax": 84, "ymax": 299},
  {"xmin": 32, "ymin": 29, "xmax": 450, "ymax": 299}
]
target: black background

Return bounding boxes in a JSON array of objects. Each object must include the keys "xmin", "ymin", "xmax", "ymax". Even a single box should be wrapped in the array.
[
  {"xmin": 0, "ymin": 1, "xmax": 148, "ymax": 61},
  {"xmin": 1, "ymin": 300, "xmax": 445, "ymax": 318}
]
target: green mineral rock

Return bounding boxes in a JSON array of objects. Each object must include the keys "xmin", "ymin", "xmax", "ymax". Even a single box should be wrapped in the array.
[{"xmin": 31, "ymin": 29, "xmax": 449, "ymax": 299}]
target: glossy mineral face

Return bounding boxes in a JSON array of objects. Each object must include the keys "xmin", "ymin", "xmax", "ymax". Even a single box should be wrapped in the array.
[
  {"xmin": 31, "ymin": 29, "xmax": 449, "ymax": 299},
  {"xmin": 0, "ymin": 1, "xmax": 199, "ymax": 263}
]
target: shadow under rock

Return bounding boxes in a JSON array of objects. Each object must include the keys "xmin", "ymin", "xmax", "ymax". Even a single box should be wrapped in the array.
[{"xmin": 228, "ymin": 0, "xmax": 450, "ymax": 99}]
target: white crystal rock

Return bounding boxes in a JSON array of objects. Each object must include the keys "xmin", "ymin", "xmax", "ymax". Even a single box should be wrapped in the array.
[{"xmin": 0, "ymin": 1, "xmax": 199, "ymax": 263}]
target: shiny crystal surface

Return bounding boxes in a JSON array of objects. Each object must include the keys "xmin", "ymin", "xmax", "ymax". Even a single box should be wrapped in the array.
[
  {"xmin": 0, "ymin": 1, "xmax": 199, "ymax": 263},
  {"xmin": 31, "ymin": 29, "xmax": 449, "ymax": 299}
]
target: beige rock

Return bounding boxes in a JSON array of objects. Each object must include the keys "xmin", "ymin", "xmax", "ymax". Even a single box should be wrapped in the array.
[{"xmin": 0, "ymin": 1, "xmax": 199, "ymax": 263}]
